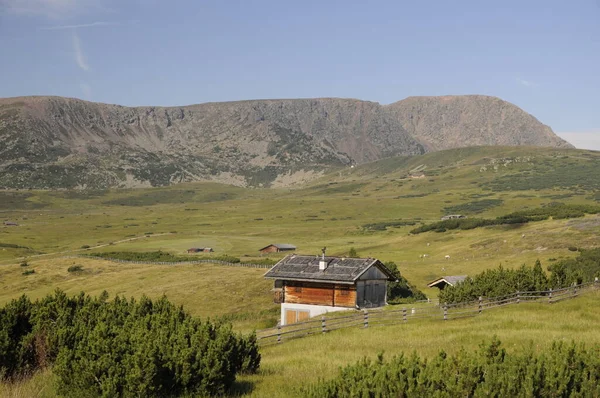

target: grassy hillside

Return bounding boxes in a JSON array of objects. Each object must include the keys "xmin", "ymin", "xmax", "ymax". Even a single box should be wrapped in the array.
[
  {"xmin": 1, "ymin": 147, "xmax": 599, "ymax": 289},
  {"xmin": 242, "ymin": 290, "xmax": 600, "ymax": 397},
  {"xmin": 1, "ymin": 146, "xmax": 600, "ymax": 396}
]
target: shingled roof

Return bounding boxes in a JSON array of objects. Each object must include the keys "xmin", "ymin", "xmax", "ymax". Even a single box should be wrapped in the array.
[
  {"xmin": 264, "ymin": 255, "xmax": 395, "ymax": 284},
  {"xmin": 259, "ymin": 243, "xmax": 297, "ymax": 251},
  {"xmin": 427, "ymin": 275, "xmax": 468, "ymax": 289}
]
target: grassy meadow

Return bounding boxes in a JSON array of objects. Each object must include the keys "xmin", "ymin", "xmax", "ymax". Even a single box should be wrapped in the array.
[
  {"xmin": 1, "ymin": 145, "xmax": 600, "ymax": 396},
  {"xmin": 3, "ymin": 290, "xmax": 600, "ymax": 397}
]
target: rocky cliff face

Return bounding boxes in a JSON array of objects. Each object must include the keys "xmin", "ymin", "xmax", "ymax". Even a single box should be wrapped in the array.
[
  {"xmin": 386, "ymin": 95, "xmax": 571, "ymax": 151},
  {"xmin": 0, "ymin": 95, "xmax": 571, "ymax": 189}
]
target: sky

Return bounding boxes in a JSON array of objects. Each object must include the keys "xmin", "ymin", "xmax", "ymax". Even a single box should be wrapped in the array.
[{"xmin": 0, "ymin": 0, "xmax": 599, "ymax": 149}]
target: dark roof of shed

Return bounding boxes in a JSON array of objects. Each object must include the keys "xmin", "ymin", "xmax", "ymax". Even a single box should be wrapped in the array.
[
  {"xmin": 264, "ymin": 255, "xmax": 395, "ymax": 284},
  {"xmin": 427, "ymin": 275, "xmax": 468, "ymax": 288},
  {"xmin": 259, "ymin": 243, "xmax": 297, "ymax": 250}
]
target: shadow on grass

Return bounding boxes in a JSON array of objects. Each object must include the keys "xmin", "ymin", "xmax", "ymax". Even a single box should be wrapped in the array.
[{"xmin": 228, "ymin": 380, "xmax": 255, "ymax": 396}]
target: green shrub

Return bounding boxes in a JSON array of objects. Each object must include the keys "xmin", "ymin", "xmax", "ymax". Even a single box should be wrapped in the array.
[
  {"xmin": 348, "ymin": 247, "xmax": 358, "ymax": 258},
  {"xmin": 0, "ymin": 243, "xmax": 29, "ymax": 249},
  {"xmin": 362, "ymin": 220, "xmax": 417, "ymax": 231},
  {"xmin": 67, "ymin": 265, "xmax": 83, "ymax": 273},
  {"xmin": 19, "ymin": 261, "xmax": 29, "ymax": 267},
  {"xmin": 21, "ymin": 269, "xmax": 35, "ymax": 275},
  {"xmin": 304, "ymin": 339, "xmax": 600, "ymax": 397},
  {"xmin": 0, "ymin": 290, "xmax": 260, "ymax": 396},
  {"xmin": 411, "ymin": 204, "xmax": 600, "ymax": 235},
  {"xmin": 439, "ymin": 250, "xmax": 600, "ymax": 304},
  {"xmin": 86, "ymin": 251, "xmax": 256, "ymax": 265},
  {"xmin": 384, "ymin": 262, "xmax": 427, "ymax": 303},
  {"xmin": 87, "ymin": 251, "xmax": 189, "ymax": 262},
  {"xmin": 548, "ymin": 248, "xmax": 600, "ymax": 287},
  {"xmin": 568, "ymin": 246, "xmax": 579, "ymax": 252},
  {"xmin": 80, "ymin": 245, "xmax": 90, "ymax": 249},
  {"xmin": 209, "ymin": 255, "xmax": 242, "ymax": 263},
  {"xmin": 439, "ymin": 261, "xmax": 549, "ymax": 304},
  {"xmin": 443, "ymin": 199, "xmax": 504, "ymax": 214}
]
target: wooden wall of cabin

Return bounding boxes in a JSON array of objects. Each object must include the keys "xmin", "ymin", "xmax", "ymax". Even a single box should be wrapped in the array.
[
  {"xmin": 356, "ymin": 280, "xmax": 387, "ymax": 308},
  {"xmin": 283, "ymin": 281, "xmax": 356, "ymax": 308},
  {"xmin": 260, "ymin": 245, "xmax": 279, "ymax": 254}
]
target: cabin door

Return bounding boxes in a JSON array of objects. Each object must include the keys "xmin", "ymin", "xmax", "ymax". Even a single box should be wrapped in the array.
[
  {"xmin": 285, "ymin": 309, "xmax": 310, "ymax": 325},
  {"xmin": 375, "ymin": 283, "xmax": 385, "ymax": 306},
  {"xmin": 364, "ymin": 284, "xmax": 373, "ymax": 308}
]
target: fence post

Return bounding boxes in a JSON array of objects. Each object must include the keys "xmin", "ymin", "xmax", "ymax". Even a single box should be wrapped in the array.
[
  {"xmin": 548, "ymin": 289, "xmax": 553, "ymax": 304},
  {"xmin": 478, "ymin": 296, "xmax": 483, "ymax": 314},
  {"xmin": 322, "ymin": 316, "xmax": 326, "ymax": 334},
  {"xmin": 402, "ymin": 307, "xmax": 407, "ymax": 322},
  {"xmin": 596, "ymin": 277, "xmax": 599, "ymax": 290},
  {"xmin": 443, "ymin": 303, "xmax": 447, "ymax": 321},
  {"xmin": 363, "ymin": 310, "xmax": 369, "ymax": 328},
  {"xmin": 572, "ymin": 282, "xmax": 577, "ymax": 297},
  {"xmin": 516, "ymin": 291, "xmax": 520, "ymax": 304},
  {"xmin": 277, "ymin": 323, "xmax": 282, "ymax": 343}
]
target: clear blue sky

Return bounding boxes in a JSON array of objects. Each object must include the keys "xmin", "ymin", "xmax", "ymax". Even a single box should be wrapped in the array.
[{"xmin": 1, "ymin": 0, "xmax": 599, "ymax": 147}]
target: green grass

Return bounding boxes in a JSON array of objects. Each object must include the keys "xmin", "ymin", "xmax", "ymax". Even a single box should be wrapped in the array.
[
  {"xmin": 6, "ymin": 290, "xmax": 600, "ymax": 397},
  {"xmin": 0, "ymin": 257, "xmax": 274, "ymax": 332},
  {"xmin": 241, "ymin": 290, "xmax": 600, "ymax": 397},
  {"xmin": 1, "ymin": 147, "xmax": 599, "ymax": 294}
]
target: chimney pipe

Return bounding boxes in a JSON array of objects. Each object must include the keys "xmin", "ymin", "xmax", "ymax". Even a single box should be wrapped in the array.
[{"xmin": 319, "ymin": 246, "xmax": 327, "ymax": 270}]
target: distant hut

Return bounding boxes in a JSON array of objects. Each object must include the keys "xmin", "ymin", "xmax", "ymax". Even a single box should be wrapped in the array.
[
  {"xmin": 427, "ymin": 275, "xmax": 468, "ymax": 290},
  {"xmin": 187, "ymin": 248, "xmax": 203, "ymax": 253},
  {"xmin": 202, "ymin": 248, "xmax": 213, "ymax": 253},
  {"xmin": 259, "ymin": 243, "xmax": 296, "ymax": 255},
  {"xmin": 3, "ymin": 221, "xmax": 18, "ymax": 226}
]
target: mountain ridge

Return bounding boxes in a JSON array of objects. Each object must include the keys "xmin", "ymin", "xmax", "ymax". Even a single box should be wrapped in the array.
[{"xmin": 0, "ymin": 95, "xmax": 572, "ymax": 189}]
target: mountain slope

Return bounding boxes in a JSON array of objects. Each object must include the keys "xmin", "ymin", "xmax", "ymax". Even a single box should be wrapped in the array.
[
  {"xmin": 386, "ymin": 95, "xmax": 572, "ymax": 151},
  {"xmin": 0, "ymin": 95, "xmax": 571, "ymax": 189}
]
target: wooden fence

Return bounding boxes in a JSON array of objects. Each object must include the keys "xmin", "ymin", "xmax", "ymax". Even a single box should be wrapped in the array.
[
  {"xmin": 65, "ymin": 255, "xmax": 273, "ymax": 269},
  {"xmin": 256, "ymin": 280, "xmax": 599, "ymax": 346}
]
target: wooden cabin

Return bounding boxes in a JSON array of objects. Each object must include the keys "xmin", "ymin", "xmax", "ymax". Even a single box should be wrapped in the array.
[
  {"xmin": 187, "ymin": 247, "xmax": 214, "ymax": 253},
  {"xmin": 259, "ymin": 243, "xmax": 296, "ymax": 254},
  {"xmin": 264, "ymin": 254, "xmax": 395, "ymax": 325},
  {"xmin": 427, "ymin": 275, "xmax": 468, "ymax": 290}
]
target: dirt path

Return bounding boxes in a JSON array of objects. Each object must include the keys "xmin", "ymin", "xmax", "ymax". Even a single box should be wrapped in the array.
[{"xmin": 0, "ymin": 232, "xmax": 174, "ymax": 265}]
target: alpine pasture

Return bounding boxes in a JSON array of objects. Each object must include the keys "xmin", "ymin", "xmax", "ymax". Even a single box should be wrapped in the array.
[{"xmin": 2, "ymin": 146, "xmax": 600, "ymax": 396}]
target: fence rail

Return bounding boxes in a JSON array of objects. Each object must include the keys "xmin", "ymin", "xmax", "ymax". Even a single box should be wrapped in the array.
[
  {"xmin": 64, "ymin": 255, "xmax": 273, "ymax": 269},
  {"xmin": 257, "ymin": 281, "xmax": 599, "ymax": 346}
]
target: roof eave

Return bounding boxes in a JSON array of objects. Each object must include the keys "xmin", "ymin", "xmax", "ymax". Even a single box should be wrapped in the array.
[
  {"xmin": 263, "ymin": 275, "xmax": 355, "ymax": 285},
  {"xmin": 352, "ymin": 259, "xmax": 396, "ymax": 282},
  {"xmin": 427, "ymin": 278, "xmax": 450, "ymax": 288}
]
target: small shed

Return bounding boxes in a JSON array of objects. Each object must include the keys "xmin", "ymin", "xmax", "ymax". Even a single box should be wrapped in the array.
[
  {"xmin": 187, "ymin": 247, "xmax": 213, "ymax": 253},
  {"xmin": 4, "ymin": 222, "xmax": 18, "ymax": 226},
  {"xmin": 427, "ymin": 275, "xmax": 468, "ymax": 290},
  {"xmin": 265, "ymin": 254, "xmax": 395, "ymax": 325},
  {"xmin": 259, "ymin": 243, "xmax": 296, "ymax": 254}
]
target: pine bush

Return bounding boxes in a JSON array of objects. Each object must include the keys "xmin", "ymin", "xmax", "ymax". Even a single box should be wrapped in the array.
[
  {"xmin": 304, "ymin": 338, "xmax": 600, "ymax": 397},
  {"xmin": 0, "ymin": 290, "xmax": 260, "ymax": 396}
]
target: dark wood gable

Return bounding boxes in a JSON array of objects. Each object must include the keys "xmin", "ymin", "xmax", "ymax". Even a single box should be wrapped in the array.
[{"xmin": 357, "ymin": 264, "xmax": 390, "ymax": 281}]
